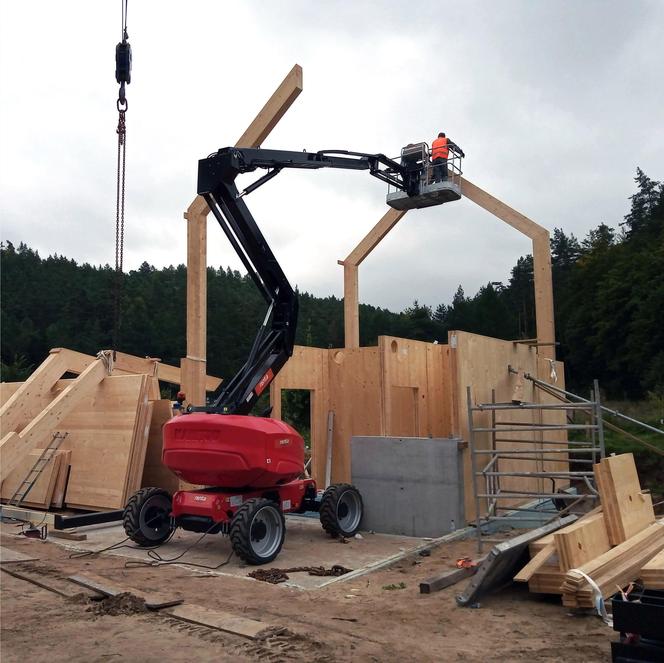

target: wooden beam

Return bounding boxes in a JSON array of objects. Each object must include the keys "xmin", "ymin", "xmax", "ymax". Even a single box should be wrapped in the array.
[
  {"xmin": 344, "ymin": 208, "xmax": 407, "ymax": 266},
  {"xmin": 182, "ymin": 64, "xmax": 304, "ymax": 405},
  {"xmin": 460, "ymin": 177, "xmax": 545, "ymax": 240},
  {"xmin": 0, "ymin": 349, "xmax": 68, "ymax": 434},
  {"xmin": 514, "ymin": 542, "xmax": 556, "ymax": 582},
  {"xmin": 340, "ymin": 208, "xmax": 407, "ymax": 348},
  {"xmin": 460, "ymin": 176, "xmax": 556, "ymax": 359},
  {"xmin": 0, "ymin": 360, "xmax": 106, "ymax": 481},
  {"xmin": 235, "ymin": 64, "xmax": 303, "ymax": 148}
]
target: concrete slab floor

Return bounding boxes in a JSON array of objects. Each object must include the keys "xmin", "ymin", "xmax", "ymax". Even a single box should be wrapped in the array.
[{"xmin": 45, "ymin": 515, "xmax": 439, "ymax": 590}]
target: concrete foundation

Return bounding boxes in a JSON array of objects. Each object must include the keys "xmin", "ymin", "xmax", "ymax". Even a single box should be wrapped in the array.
[{"xmin": 351, "ymin": 436, "xmax": 465, "ymax": 538}]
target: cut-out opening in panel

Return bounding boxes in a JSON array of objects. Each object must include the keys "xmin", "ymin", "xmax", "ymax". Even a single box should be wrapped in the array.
[{"xmin": 281, "ymin": 389, "xmax": 312, "ymax": 450}]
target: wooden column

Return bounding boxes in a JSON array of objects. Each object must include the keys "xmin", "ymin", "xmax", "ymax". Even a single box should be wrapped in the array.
[
  {"xmin": 181, "ymin": 65, "xmax": 304, "ymax": 405},
  {"xmin": 341, "ymin": 262, "xmax": 359, "ymax": 348},
  {"xmin": 340, "ymin": 208, "xmax": 407, "ymax": 348}
]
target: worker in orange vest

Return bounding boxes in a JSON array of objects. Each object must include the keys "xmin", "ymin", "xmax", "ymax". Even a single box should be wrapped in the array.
[{"xmin": 431, "ymin": 132, "xmax": 465, "ymax": 183}]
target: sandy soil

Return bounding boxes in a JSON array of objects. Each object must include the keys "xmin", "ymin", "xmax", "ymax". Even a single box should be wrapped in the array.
[{"xmin": 0, "ymin": 524, "xmax": 612, "ymax": 662}]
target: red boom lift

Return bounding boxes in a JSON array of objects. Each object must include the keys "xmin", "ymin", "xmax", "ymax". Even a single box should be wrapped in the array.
[{"xmin": 122, "ymin": 144, "xmax": 462, "ymax": 564}]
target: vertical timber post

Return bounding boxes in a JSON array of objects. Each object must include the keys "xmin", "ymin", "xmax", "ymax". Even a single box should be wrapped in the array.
[{"xmin": 180, "ymin": 65, "xmax": 303, "ymax": 406}]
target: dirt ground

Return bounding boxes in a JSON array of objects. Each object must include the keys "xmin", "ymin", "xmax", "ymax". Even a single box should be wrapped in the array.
[{"xmin": 0, "ymin": 522, "xmax": 613, "ymax": 662}]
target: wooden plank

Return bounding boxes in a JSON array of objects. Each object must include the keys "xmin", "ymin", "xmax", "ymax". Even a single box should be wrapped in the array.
[
  {"xmin": 562, "ymin": 521, "xmax": 664, "ymax": 607},
  {"xmin": 553, "ymin": 512, "xmax": 610, "ymax": 571},
  {"xmin": 167, "ymin": 604, "xmax": 269, "ymax": 640},
  {"xmin": 0, "ymin": 546, "xmax": 39, "ymax": 564},
  {"xmin": 1, "ymin": 567, "xmax": 102, "ymax": 598},
  {"xmin": 68, "ymin": 573, "xmax": 183, "ymax": 609},
  {"xmin": 514, "ymin": 542, "xmax": 556, "ymax": 582},
  {"xmin": 420, "ymin": 561, "xmax": 483, "ymax": 594},
  {"xmin": 0, "ymin": 360, "xmax": 106, "ymax": 481},
  {"xmin": 640, "ymin": 548, "xmax": 664, "ymax": 589},
  {"xmin": 595, "ymin": 454, "xmax": 654, "ymax": 544}
]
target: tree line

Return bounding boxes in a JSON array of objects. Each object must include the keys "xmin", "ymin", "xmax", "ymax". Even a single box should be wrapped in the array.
[{"xmin": 1, "ymin": 169, "xmax": 662, "ymax": 399}]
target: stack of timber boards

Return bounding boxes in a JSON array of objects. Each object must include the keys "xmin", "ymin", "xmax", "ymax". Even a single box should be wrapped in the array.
[
  {"xmin": 640, "ymin": 550, "xmax": 664, "ymax": 590},
  {"xmin": 514, "ymin": 453, "xmax": 661, "ymax": 607},
  {"xmin": 1, "ymin": 375, "xmax": 174, "ymax": 511},
  {"xmin": 561, "ymin": 522, "xmax": 664, "ymax": 608}
]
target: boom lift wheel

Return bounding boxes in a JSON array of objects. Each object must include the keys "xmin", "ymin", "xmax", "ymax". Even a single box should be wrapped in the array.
[
  {"xmin": 123, "ymin": 487, "xmax": 174, "ymax": 546},
  {"xmin": 319, "ymin": 483, "xmax": 363, "ymax": 538},
  {"xmin": 230, "ymin": 498, "xmax": 285, "ymax": 565}
]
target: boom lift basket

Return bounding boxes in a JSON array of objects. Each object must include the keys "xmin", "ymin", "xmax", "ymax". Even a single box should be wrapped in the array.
[{"xmin": 386, "ymin": 141, "xmax": 462, "ymax": 210}]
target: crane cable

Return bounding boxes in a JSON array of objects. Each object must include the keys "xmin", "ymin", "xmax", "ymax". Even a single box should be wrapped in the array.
[{"xmin": 113, "ymin": 0, "xmax": 131, "ymax": 354}]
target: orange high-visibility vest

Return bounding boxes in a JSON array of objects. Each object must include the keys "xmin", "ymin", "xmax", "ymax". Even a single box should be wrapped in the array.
[{"xmin": 431, "ymin": 137, "xmax": 449, "ymax": 160}]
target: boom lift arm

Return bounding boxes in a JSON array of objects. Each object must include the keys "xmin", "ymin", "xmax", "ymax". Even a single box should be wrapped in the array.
[{"xmin": 195, "ymin": 146, "xmax": 414, "ymax": 416}]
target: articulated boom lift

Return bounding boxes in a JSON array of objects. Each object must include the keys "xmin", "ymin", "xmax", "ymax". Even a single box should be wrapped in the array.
[{"xmin": 123, "ymin": 144, "xmax": 462, "ymax": 564}]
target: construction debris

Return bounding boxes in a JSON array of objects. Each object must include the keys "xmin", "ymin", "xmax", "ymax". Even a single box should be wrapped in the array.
[
  {"xmin": 69, "ymin": 572, "xmax": 183, "ymax": 609},
  {"xmin": 248, "ymin": 565, "xmax": 353, "ymax": 584}
]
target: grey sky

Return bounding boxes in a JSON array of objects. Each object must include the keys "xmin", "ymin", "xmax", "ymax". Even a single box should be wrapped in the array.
[{"xmin": 1, "ymin": 1, "xmax": 663, "ymax": 312}]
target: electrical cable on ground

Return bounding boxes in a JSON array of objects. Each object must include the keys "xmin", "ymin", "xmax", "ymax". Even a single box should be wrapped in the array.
[{"xmin": 67, "ymin": 516, "xmax": 234, "ymax": 572}]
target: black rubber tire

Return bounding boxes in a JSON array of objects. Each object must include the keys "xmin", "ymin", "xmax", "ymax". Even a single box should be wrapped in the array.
[
  {"xmin": 123, "ymin": 487, "xmax": 174, "ymax": 547},
  {"xmin": 230, "ymin": 498, "xmax": 285, "ymax": 565},
  {"xmin": 319, "ymin": 483, "xmax": 363, "ymax": 538}
]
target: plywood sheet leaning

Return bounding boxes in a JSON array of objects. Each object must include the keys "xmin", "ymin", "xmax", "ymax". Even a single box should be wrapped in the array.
[
  {"xmin": 141, "ymin": 399, "xmax": 178, "ymax": 493},
  {"xmin": 594, "ymin": 453, "xmax": 655, "ymax": 545},
  {"xmin": 59, "ymin": 374, "xmax": 148, "ymax": 510},
  {"xmin": 640, "ymin": 549, "xmax": 664, "ymax": 590},
  {"xmin": 553, "ymin": 512, "xmax": 610, "ymax": 571},
  {"xmin": 123, "ymin": 383, "xmax": 153, "ymax": 501},
  {"xmin": 50, "ymin": 449, "xmax": 71, "ymax": 508},
  {"xmin": 0, "ymin": 449, "xmax": 65, "ymax": 508}
]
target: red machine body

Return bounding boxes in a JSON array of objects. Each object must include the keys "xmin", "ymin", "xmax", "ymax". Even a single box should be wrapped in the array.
[
  {"xmin": 171, "ymin": 479, "xmax": 316, "ymax": 523},
  {"xmin": 162, "ymin": 414, "xmax": 305, "ymax": 488}
]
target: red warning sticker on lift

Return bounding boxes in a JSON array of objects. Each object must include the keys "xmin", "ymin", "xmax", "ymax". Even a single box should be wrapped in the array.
[{"xmin": 255, "ymin": 369, "xmax": 274, "ymax": 396}]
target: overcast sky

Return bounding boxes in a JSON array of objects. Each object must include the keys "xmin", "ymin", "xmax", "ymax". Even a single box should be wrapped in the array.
[{"xmin": 1, "ymin": 1, "xmax": 663, "ymax": 312}]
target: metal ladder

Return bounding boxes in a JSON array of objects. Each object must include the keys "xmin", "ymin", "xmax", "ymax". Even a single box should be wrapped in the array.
[{"xmin": 9, "ymin": 432, "xmax": 69, "ymax": 507}]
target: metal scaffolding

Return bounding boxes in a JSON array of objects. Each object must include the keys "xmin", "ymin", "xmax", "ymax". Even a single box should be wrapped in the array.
[{"xmin": 467, "ymin": 377, "xmax": 606, "ymax": 553}]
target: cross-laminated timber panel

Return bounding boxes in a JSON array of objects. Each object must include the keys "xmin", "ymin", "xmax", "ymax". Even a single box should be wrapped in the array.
[
  {"xmin": 270, "ymin": 331, "xmax": 565, "ymax": 521},
  {"xmin": 182, "ymin": 64, "xmax": 304, "ymax": 406},
  {"xmin": 449, "ymin": 330, "xmax": 567, "ymax": 519}
]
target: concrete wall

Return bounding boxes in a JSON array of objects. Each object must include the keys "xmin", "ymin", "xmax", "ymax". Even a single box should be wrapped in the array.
[{"xmin": 351, "ymin": 436, "xmax": 465, "ymax": 538}]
